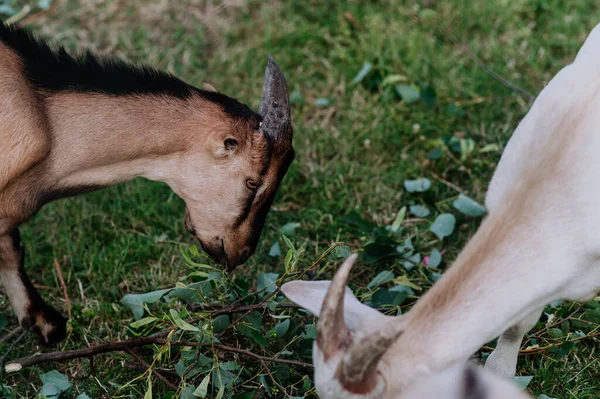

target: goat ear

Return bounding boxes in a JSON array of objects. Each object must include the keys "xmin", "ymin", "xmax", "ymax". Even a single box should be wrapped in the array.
[{"xmin": 281, "ymin": 280, "xmax": 386, "ymax": 331}]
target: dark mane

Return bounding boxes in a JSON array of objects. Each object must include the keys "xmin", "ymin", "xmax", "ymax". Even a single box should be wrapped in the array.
[{"xmin": 0, "ymin": 21, "xmax": 258, "ymax": 120}]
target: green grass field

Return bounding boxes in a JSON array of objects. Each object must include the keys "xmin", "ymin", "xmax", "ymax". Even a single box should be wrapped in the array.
[{"xmin": 1, "ymin": 0, "xmax": 600, "ymax": 398}]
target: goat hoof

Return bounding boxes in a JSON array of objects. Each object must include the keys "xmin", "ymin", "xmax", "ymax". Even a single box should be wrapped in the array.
[{"xmin": 21, "ymin": 305, "xmax": 68, "ymax": 345}]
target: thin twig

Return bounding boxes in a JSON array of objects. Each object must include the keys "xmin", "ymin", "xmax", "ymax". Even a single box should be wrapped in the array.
[
  {"xmin": 259, "ymin": 359, "xmax": 289, "ymax": 397},
  {"xmin": 0, "ymin": 330, "xmax": 27, "ymax": 380},
  {"xmin": 54, "ymin": 258, "xmax": 72, "ymax": 319},
  {"xmin": 531, "ymin": 303, "xmax": 585, "ymax": 338},
  {"xmin": 125, "ymin": 348, "xmax": 178, "ymax": 391},
  {"xmin": 412, "ymin": 13, "xmax": 535, "ymax": 102},
  {"xmin": 0, "ymin": 326, "xmax": 23, "ymax": 345}
]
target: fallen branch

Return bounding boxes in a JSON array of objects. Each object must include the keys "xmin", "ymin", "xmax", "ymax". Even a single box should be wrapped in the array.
[
  {"xmin": 5, "ymin": 333, "xmax": 312, "ymax": 373},
  {"xmin": 5, "ymin": 331, "xmax": 170, "ymax": 372}
]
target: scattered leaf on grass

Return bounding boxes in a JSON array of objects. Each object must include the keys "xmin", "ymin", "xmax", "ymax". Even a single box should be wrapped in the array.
[
  {"xmin": 268, "ymin": 241, "xmax": 281, "ymax": 257},
  {"xmin": 390, "ymin": 206, "xmax": 406, "ymax": 233},
  {"xmin": 396, "ymin": 85, "xmax": 420, "ymax": 103},
  {"xmin": 39, "ymin": 370, "xmax": 72, "ymax": 398},
  {"xmin": 314, "ymin": 98, "xmax": 330, "ymax": 107},
  {"xmin": 352, "ymin": 61, "xmax": 372, "ymax": 84},
  {"xmin": 513, "ymin": 375, "xmax": 533, "ymax": 390},
  {"xmin": 332, "ymin": 245, "xmax": 351, "ymax": 258},
  {"xmin": 426, "ymin": 249, "xmax": 442, "ymax": 268},
  {"xmin": 279, "ymin": 222, "xmax": 301, "ymax": 235},
  {"xmin": 453, "ymin": 194, "xmax": 487, "ymax": 217},
  {"xmin": 368, "ymin": 270, "xmax": 395, "ymax": 289},
  {"xmin": 409, "ymin": 205, "xmax": 431, "ymax": 217},
  {"xmin": 430, "ymin": 214, "xmax": 456, "ymax": 240},
  {"xmin": 404, "ymin": 178, "xmax": 431, "ymax": 193}
]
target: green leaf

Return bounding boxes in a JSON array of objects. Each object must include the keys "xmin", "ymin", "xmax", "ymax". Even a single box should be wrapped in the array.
[
  {"xmin": 453, "ymin": 194, "xmax": 486, "ymax": 217},
  {"xmin": 39, "ymin": 370, "xmax": 71, "ymax": 398},
  {"xmin": 268, "ymin": 241, "xmax": 281, "ymax": 257},
  {"xmin": 381, "ymin": 74, "xmax": 406, "ymax": 87},
  {"xmin": 129, "ymin": 317, "xmax": 158, "ymax": 329},
  {"xmin": 420, "ymin": 84, "xmax": 437, "ymax": 107},
  {"xmin": 40, "ymin": 370, "xmax": 72, "ymax": 392},
  {"xmin": 284, "ymin": 249, "xmax": 294, "ymax": 273},
  {"xmin": 314, "ymin": 98, "xmax": 330, "ymax": 107},
  {"xmin": 371, "ymin": 289, "xmax": 408, "ymax": 308},
  {"xmin": 367, "ymin": 270, "xmax": 395, "ymax": 289},
  {"xmin": 362, "ymin": 241, "xmax": 397, "ymax": 263},
  {"xmin": 402, "ymin": 253, "xmax": 421, "ymax": 271},
  {"xmin": 38, "ymin": 0, "xmax": 52, "ymax": 10},
  {"xmin": 427, "ymin": 249, "xmax": 442, "ymax": 268},
  {"xmin": 547, "ymin": 328, "xmax": 564, "ymax": 339},
  {"xmin": 430, "ymin": 214, "xmax": 456, "ymax": 240},
  {"xmin": 279, "ymin": 222, "xmax": 301, "ymax": 235},
  {"xmin": 390, "ymin": 206, "xmax": 406, "ymax": 233},
  {"xmin": 352, "ymin": 61, "xmax": 372, "ymax": 84},
  {"xmin": 169, "ymin": 309, "xmax": 199, "ymax": 332},
  {"xmin": 257, "ymin": 272, "xmax": 279, "ymax": 293},
  {"xmin": 331, "ymin": 245, "xmax": 351, "ymax": 259},
  {"xmin": 121, "ymin": 288, "xmax": 172, "ymax": 320},
  {"xmin": 193, "ymin": 373, "xmax": 211, "ymax": 398},
  {"xmin": 409, "ymin": 205, "xmax": 431, "ymax": 218},
  {"xmin": 343, "ymin": 211, "xmax": 376, "ymax": 232},
  {"xmin": 537, "ymin": 395, "xmax": 558, "ymax": 399},
  {"xmin": 180, "ymin": 386, "xmax": 196, "ymax": 399},
  {"xmin": 290, "ymin": 90, "xmax": 304, "ymax": 105},
  {"xmin": 269, "ymin": 319, "xmax": 290, "ymax": 338},
  {"xmin": 404, "ymin": 178, "xmax": 431, "ymax": 193},
  {"xmin": 212, "ymin": 315, "xmax": 230, "ymax": 333},
  {"xmin": 395, "ymin": 85, "xmax": 420, "ymax": 103},
  {"xmin": 513, "ymin": 376, "xmax": 533, "ymax": 390},
  {"xmin": 75, "ymin": 394, "xmax": 92, "ymax": 399},
  {"xmin": 38, "ymin": 384, "xmax": 60, "ymax": 398}
]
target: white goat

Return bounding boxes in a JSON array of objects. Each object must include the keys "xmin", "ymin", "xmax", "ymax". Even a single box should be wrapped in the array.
[{"xmin": 281, "ymin": 22, "xmax": 600, "ymax": 398}]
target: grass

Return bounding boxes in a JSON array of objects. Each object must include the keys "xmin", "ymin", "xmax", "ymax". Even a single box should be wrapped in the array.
[{"xmin": 1, "ymin": 0, "xmax": 600, "ymax": 398}]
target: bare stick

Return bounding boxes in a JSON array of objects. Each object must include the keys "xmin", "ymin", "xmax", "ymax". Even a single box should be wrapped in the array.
[
  {"xmin": 5, "ymin": 333, "xmax": 312, "ymax": 372},
  {"xmin": 125, "ymin": 348, "xmax": 178, "ymax": 391},
  {"xmin": 5, "ymin": 331, "xmax": 170, "ymax": 371},
  {"xmin": 54, "ymin": 258, "xmax": 72, "ymax": 319}
]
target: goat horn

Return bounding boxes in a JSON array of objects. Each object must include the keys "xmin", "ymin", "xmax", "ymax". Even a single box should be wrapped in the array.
[
  {"xmin": 338, "ymin": 318, "xmax": 404, "ymax": 387},
  {"xmin": 258, "ymin": 55, "xmax": 292, "ymax": 149},
  {"xmin": 317, "ymin": 253, "xmax": 357, "ymax": 361}
]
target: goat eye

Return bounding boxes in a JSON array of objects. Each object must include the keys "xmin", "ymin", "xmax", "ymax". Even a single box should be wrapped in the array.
[{"xmin": 246, "ymin": 179, "xmax": 259, "ymax": 190}]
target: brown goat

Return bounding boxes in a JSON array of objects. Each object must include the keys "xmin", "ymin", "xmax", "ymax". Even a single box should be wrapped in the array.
[{"xmin": 0, "ymin": 22, "xmax": 294, "ymax": 344}]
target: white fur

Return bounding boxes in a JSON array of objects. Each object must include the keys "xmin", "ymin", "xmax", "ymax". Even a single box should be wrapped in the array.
[{"xmin": 282, "ymin": 23, "xmax": 600, "ymax": 398}]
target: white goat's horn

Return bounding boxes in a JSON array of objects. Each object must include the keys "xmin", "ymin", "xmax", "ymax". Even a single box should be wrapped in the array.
[
  {"xmin": 338, "ymin": 319, "xmax": 404, "ymax": 387},
  {"xmin": 316, "ymin": 254, "xmax": 357, "ymax": 360}
]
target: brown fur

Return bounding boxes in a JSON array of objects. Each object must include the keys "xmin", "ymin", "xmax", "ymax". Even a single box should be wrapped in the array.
[{"xmin": 0, "ymin": 40, "xmax": 294, "ymax": 343}]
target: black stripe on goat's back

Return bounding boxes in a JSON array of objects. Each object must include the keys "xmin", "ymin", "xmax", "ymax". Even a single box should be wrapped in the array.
[{"xmin": 0, "ymin": 22, "xmax": 258, "ymax": 120}]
